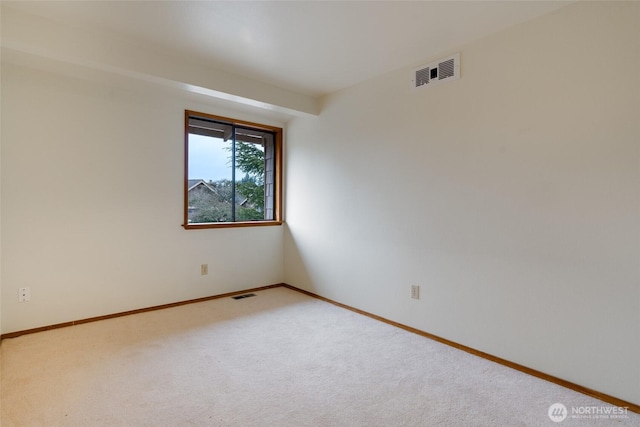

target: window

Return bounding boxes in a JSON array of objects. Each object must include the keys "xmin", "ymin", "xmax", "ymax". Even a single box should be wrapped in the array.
[{"xmin": 184, "ymin": 110, "xmax": 282, "ymax": 229}]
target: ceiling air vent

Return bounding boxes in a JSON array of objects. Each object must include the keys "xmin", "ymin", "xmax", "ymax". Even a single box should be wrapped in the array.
[{"xmin": 411, "ymin": 53, "xmax": 460, "ymax": 90}]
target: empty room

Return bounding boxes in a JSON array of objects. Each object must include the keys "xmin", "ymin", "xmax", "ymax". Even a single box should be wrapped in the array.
[{"xmin": 1, "ymin": 1, "xmax": 638, "ymax": 426}]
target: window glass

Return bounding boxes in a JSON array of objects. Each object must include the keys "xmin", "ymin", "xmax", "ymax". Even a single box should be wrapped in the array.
[{"xmin": 185, "ymin": 111, "xmax": 281, "ymax": 228}]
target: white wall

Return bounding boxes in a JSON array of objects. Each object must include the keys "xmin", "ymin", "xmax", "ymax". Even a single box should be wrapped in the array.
[
  {"xmin": 1, "ymin": 6, "xmax": 318, "ymax": 117},
  {"xmin": 1, "ymin": 63, "xmax": 285, "ymax": 333},
  {"xmin": 284, "ymin": 1, "xmax": 639, "ymax": 404}
]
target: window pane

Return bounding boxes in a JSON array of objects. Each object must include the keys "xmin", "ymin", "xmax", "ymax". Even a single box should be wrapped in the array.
[
  {"xmin": 187, "ymin": 133, "xmax": 233, "ymax": 223},
  {"xmin": 234, "ymin": 140, "xmax": 265, "ymax": 221},
  {"xmin": 184, "ymin": 110, "xmax": 282, "ymax": 228}
]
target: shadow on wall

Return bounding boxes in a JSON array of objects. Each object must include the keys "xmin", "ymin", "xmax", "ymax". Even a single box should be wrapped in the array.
[{"xmin": 283, "ymin": 223, "xmax": 316, "ymax": 293}]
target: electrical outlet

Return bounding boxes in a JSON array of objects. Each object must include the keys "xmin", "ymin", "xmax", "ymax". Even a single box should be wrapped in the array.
[
  {"xmin": 411, "ymin": 285, "xmax": 420, "ymax": 300},
  {"xmin": 19, "ymin": 287, "xmax": 31, "ymax": 302},
  {"xmin": 201, "ymin": 264, "xmax": 208, "ymax": 275}
]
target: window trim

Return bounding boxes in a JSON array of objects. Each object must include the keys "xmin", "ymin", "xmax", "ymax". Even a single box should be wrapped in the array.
[{"xmin": 183, "ymin": 110, "xmax": 283, "ymax": 229}]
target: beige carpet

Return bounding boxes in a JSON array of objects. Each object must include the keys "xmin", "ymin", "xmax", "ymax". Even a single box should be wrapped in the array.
[{"xmin": 1, "ymin": 287, "xmax": 637, "ymax": 426}]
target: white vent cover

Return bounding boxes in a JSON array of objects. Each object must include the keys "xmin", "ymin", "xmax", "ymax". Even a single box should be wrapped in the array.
[{"xmin": 411, "ymin": 53, "xmax": 460, "ymax": 90}]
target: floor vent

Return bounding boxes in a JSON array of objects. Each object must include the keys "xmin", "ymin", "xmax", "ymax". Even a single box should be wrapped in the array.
[
  {"xmin": 231, "ymin": 293, "xmax": 256, "ymax": 300},
  {"xmin": 411, "ymin": 53, "xmax": 460, "ymax": 90}
]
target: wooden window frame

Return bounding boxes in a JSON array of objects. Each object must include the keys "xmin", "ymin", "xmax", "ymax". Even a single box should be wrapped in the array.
[{"xmin": 183, "ymin": 110, "xmax": 283, "ymax": 229}]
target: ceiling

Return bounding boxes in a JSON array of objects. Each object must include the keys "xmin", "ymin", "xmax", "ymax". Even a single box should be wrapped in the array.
[{"xmin": 3, "ymin": 1, "xmax": 572, "ymax": 98}]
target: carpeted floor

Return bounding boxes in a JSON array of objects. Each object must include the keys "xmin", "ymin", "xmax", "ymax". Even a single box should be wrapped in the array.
[{"xmin": 1, "ymin": 286, "xmax": 637, "ymax": 426}]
